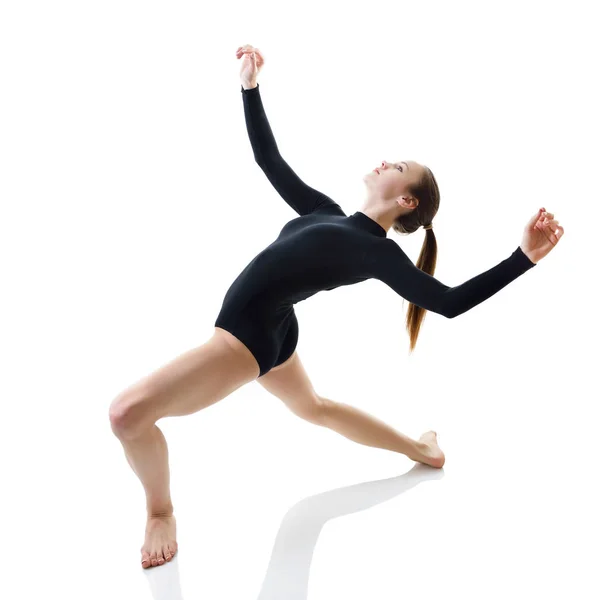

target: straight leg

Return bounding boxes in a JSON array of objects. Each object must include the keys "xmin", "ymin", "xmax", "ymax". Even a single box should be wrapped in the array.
[
  {"xmin": 257, "ymin": 352, "xmax": 444, "ymax": 468},
  {"xmin": 319, "ymin": 397, "xmax": 441, "ymax": 464},
  {"xmin": 322, "ymin": 398, "xmax": 417, "ymax": 455}
]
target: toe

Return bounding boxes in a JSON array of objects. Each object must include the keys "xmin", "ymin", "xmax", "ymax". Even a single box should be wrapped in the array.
[
  {"xmin": 157, "ymin": 550, "xmax": 165, "ymax": 565},
  {"xmin": 151, "ymin": 552, "xmax": 158, "ymax": 567},
  {"xmin": 141, "ymin": 551, "xmax": 151, "ymax": 568}
]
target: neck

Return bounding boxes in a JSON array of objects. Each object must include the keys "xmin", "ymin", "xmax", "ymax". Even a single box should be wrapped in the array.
[{"xmin": 359, "ymin": 204, "xmax": 399, "ymax": 234}]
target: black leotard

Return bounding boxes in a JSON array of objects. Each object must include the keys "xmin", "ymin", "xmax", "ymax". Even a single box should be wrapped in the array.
[{"xmin": 214, "ymin": 84, "xmax": 536, "ymax": 377}]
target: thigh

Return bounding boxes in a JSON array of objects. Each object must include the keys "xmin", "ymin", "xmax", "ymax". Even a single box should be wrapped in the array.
[
  {"xmin": 110, "ymin": 328, "xmax": 260, "ymax": 436},
  {"xmin": 256, "ymin": 351, "xmax": 325, "ymax": 423}
]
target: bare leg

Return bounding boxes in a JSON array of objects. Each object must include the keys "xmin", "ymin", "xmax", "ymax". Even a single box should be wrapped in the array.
[
  {"xmin": 109, "ymin": 328, "xmax": 261, "ymax": 568},
  {"xmin": 256, "ymin": 351, "xmax": 445, "ymax": 469},
  {"xmin": 320, "ymin": 398, "xmax": 445, "ymax": 468},
  {"xmin": 115, "ymin": 425, "xmax": 174, "ymax": 515},
  {"xmin": 111, "ymin": 424, "xmax": 177, "ymax": 568}
]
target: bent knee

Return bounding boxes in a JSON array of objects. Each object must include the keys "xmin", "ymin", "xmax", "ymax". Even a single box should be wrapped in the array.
[{"xmin": 108, "ymin": 385, "xmax": 155, "ymax": 438}]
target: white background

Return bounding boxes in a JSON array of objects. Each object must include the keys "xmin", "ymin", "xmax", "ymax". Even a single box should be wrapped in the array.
[{"xmin": 2, "ymin": 1, "xmax": 598, "ymax": 599}]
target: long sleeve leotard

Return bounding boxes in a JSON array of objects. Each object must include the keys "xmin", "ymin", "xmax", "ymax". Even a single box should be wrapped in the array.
[{"xmin": 213, "ymin": 84, "xmax": 536, "ymax": 376}]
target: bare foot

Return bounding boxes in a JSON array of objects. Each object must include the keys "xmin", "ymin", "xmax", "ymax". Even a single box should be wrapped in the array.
[
  {"xmin": 141, "ymin": 514, "xmax": 178, "ymax": 568},
  {"xmin": 415, "ymin": 431, "xmax": 445, "ymax": 468}
]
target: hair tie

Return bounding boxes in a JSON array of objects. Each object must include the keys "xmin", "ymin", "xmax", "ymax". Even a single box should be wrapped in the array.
[{"xmin": 423, "ymin": 223, "xmax": 433, "ymax": 230}]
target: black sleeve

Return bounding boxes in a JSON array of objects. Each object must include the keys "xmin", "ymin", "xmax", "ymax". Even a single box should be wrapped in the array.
[
  {"xmin": 372, "ymin": 241, "xmax": 537, "ymax": 318},
  {"xmin": 241, "ymin": 84, "xmax": 346, "ymax": 217}
]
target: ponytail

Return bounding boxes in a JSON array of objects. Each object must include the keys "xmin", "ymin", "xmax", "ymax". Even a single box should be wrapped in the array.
[
  {"xmin": 392, "ymin": 164, "xmax": 440, "ymax": 352},
  {"xmin": 405, "ymin": 226, "xmax": 438, "ymax": 353}
]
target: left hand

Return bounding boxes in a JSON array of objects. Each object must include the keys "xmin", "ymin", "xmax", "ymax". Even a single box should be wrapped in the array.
[
  {"xmin": 236, "ymin": 45, "xmax": 265, "ymax": 87},
  {"xmin": 520, "ymin": 208, "xmax": 564, "ymax": 264}
]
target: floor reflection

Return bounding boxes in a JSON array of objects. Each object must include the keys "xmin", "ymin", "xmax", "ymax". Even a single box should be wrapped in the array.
[{"xmin": 143, "ymin": 462, "xmax": 444, "ymax": 599}]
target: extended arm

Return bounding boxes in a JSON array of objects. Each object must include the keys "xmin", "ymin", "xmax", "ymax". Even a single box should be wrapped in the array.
[
  {"xmin": 241, "ymin": 84, "xmax": 346, "ymax": 217},
  {"xmin": 373, "ymin": 241, "xmax": 536, "ymax": 318}
]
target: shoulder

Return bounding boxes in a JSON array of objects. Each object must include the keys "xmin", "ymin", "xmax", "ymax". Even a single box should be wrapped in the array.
[
  {"xmin": 361, "ymin": 237, "xmax": 407, "ymax": 272},
  {"xmin": 314, "ymin": 202, "xmax": 346, "ymax": 217},
  {"xmin": 378, "ymin": 238, "xmax": 409, "ymax": 259}
]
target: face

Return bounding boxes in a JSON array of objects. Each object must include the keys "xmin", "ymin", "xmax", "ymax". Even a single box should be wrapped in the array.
[{"xmin": 364, "ymin": 160, "xmax": 424, "ymax": 209}]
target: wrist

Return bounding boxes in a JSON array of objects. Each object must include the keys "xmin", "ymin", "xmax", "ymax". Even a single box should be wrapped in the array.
[
  {"xmin": 520, "ymin": 245, "xmax": 537, "ymax": 265},
  {"xmin": 242, "ymin": 80, "xmax": 258, "ymax": 90}
]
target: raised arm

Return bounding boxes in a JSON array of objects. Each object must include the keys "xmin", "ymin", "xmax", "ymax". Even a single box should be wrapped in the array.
[
  {"xmin": 241, "ymin": 84, "xmax": 346, "ymax": 217},
  {"xmin": 372, "ymin": 240, "xmax": 537, "ymax": 318}
]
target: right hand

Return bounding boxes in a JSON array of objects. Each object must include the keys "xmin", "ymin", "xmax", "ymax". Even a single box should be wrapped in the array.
[{"xmin": 236, "ymin": 44, "xmax": 265, "ymax": 87}]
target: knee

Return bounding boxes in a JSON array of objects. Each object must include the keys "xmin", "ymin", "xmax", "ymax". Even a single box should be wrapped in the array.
[
  {"xmin": 108, "ymin": 392, "xmax": 133, "ymax": 437},
  {"xmin": 108, "ymin": 385, "xmax": 153, "ymax": 439},
  {"xmin": 298, "ymin": 395, "xmax": 329, "ymax": 426}
]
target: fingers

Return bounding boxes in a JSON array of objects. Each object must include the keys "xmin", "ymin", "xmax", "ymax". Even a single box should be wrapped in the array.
[
  {"xmin": 527, "ymin": 207, "xmax": 545, "ymax": 228},
  {"xmin": 541, "ymin": 218, "xmax": 565, "ymax": 245},
  {"xmin": 530, "ymin": 209, "xmax": 560, "ymax": 231},
  {"xmin": 236, "ymin": 45, "xmax": 264, "ymax": 64},
  {"xmin": 547, "ymin": 224, "xmax": 564, "ymax": 245},
  {"xmin": 236, "ymin": 45, "xmax": 258, "ymax": 56},
  {"xmin": 542, "ymin": 216, "xmax": 561, "ymax": 233},
  {"xmin": 537, "ymin": 217, "xmax": 559, "ymax": 231},
  {"xmin": 529, "ymin": 208, "xmax": 565, "ymax": 244}
]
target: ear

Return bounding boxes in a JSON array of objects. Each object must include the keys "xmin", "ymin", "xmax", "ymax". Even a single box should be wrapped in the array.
[{"xmin": 400, "ymin": 196, "xmax": 419, "ymax": 209}]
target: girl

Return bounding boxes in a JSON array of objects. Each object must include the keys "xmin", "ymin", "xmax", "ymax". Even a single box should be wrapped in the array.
[{"xmin": 109, "ymin": 44, "xmax": 564, "ymax": 569}]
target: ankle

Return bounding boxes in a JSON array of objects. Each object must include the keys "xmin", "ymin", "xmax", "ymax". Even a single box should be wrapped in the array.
[
  {"xmin": 147, "ymin": 504, "xmax": 174, "ymax": 518},
  {"xmin": 412, "ymin": 441, "xmax": 429, "ymax": 460}
]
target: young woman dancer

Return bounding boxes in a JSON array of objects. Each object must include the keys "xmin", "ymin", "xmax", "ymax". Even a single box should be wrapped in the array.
[{"xmin": 108, "ymin": 44, "xmax": 564, "ymax": 569}]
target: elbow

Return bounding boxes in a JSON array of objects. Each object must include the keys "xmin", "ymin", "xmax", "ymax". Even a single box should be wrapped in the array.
[
  {"xmin": 253, "ymin": 150, "xmax": 267, "ymax": 168},
  {"xmin": 439, "ymin": 290, "xmax": 464, "ymax": 319},
  {"xmin": 255, "ymin": 150, "xmax": 277, "ymax": 169},
  {"xmin": 420, "ymin": 303, "xmax": 456, "ymax": 319},
  {"xmin": 442, "ymin": 301, "xmax": 459, "ymax": 319}
]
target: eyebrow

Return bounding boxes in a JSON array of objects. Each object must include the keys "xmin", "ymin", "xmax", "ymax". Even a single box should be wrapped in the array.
[{"xmin": 399, "ymin": 161, "xmax": 409, "ymax": 171}]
